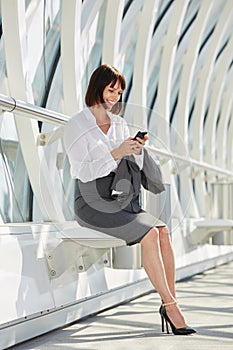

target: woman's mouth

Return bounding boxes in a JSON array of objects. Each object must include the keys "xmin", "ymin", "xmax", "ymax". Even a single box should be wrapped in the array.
[{"xmin": 105, "ymin": 100, "xmax": 116, "ymax": 109}]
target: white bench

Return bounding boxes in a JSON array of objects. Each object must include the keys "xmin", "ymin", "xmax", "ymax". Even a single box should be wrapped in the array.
[
  {"xmin": 187, "ymin": 219, "xmax": 233, "ymax": 245},
  {"xmin": 49, "ymin": 224, "xmax": 143, "ymax": 277},
  {"xmin": 42, "ymin": 221, "xmax": 127, "ymax": 278},
  {"xmin": 0, "ymin": 222, "xmax": 128, "ymax": 278}
]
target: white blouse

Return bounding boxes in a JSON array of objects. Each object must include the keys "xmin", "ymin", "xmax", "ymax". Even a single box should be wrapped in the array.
[{"xmin": 63, "ymin": 108, "xmax": 143, "ymax": 183}]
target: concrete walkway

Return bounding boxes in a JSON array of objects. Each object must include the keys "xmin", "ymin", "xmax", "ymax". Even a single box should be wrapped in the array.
[{"xmin": 14, "ymin": 262, "xmax": 233, "ymax": 350}]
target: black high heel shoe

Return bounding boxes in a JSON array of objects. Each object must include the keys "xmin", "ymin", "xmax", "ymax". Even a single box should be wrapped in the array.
[{"xmin": 160, "ymin": 301, "xmax": 196, "ymax": 335}]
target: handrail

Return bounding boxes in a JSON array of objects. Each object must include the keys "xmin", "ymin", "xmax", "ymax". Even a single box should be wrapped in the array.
[
  {"xmin": 0, "ymin": 93, "xmax": 69, "ymax": 125},
  {"xmin": 0, "ymin": 93, "xmax": 233, "ymax": 179},
  {"xmin": 146, "ymin": 145, "xmax": 233, "ymax": 178}
]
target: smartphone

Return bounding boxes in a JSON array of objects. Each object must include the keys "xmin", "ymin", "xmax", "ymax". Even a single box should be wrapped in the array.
[{"xmin": 133, "ymin": 131, "xmax": 147, "ymax": 140}]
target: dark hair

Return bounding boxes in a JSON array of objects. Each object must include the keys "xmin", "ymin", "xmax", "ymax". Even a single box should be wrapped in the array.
[{"xmin": 85, "ymin": 64, "xmax": 126, "ymax": 114}]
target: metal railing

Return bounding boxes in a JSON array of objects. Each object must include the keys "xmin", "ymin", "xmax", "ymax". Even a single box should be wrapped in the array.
[
  {"xmin": 0, "ymin": 94, "xmax": 69, "ymax": 125},
  {"xmin": 1, "ymin": 93, "xmax": 233, "ymax": 179},
  {"xmin": 145, "ymin": 145, "xmax": 233, "ymax": 178}
]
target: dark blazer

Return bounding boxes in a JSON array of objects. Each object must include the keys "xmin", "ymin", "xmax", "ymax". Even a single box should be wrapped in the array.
[{"xmin": 111, "ymin": 148, "xmax": 165, "ymax": 213}]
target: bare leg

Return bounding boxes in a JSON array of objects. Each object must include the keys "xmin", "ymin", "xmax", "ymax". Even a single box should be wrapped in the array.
[
  {"xmin": 158, "ymin": 226, "xmax": 176, "ymax": 298},
  {"xmin": 140, "ymin": 227, "xmax": 174, "ymax": 301},
  {"xmin": 140, "ymin": 227, "xmax": 186, "ymax": 328}
]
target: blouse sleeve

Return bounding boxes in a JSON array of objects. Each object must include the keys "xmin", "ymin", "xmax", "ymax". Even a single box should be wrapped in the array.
[{"xmin": 64, "ymin": 118, "xmax": 118, "ymax": 183}]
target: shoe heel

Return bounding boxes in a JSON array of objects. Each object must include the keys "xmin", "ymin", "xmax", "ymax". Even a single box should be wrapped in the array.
[
  {"xmin": 161, "ymin": 315, "xmax": 164, "ymax": 332},
  {"xmin": 165, "ymin": 318, "xmax": 170, "ymax": 334}
]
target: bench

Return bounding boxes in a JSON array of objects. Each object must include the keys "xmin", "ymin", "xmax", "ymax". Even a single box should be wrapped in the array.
[
  {"xmin": 42, "ymin": 221, "xmax": 128, "ymax": 278},
  {"xmin": 0, "ymin": 220, "xmax": 163, "ymax": 278},
  {"xmin": 187, "ymin": 219, "xmax": 233, "ymax": 245}
]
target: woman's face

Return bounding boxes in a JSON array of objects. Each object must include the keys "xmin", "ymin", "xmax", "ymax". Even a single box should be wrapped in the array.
[{"xmin": 102, "ymin": 80, "xmax": 123, "ymax": 110}]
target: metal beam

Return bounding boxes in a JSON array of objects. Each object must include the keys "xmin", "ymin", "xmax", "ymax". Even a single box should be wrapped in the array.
[
  {"xmin": 61, "ymin": 0, "xmax": 81, "ymax": 115},
  {"xmin": 102, "ymin": 0, "xmax": 125, "ymax": 66},
  {"xmin": 0, "ymin": 94, "xmax": 69, "ymax": 124}
]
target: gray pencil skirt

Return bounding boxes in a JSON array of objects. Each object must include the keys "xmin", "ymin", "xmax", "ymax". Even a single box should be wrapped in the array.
[{"xmin": 74, "ymin": 173, "xmax": 166, "ymax": 245}]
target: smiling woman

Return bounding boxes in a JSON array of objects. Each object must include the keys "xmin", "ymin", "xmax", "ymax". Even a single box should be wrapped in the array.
[
  {"xmin": 85, "ymin": 64, "xmax": 126, "ymax": 114},
  {"xmin": 63, "ymin": 64, "xmax": 196, "ymax": 336},
  {"xmin": 84, "ymin": 65, "xmax": 125, "ymax": 135}
]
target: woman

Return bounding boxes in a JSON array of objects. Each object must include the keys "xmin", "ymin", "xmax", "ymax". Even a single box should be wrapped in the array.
[{"xmin": 64, "ymin": 64, "xmax": 196, "ymax": 335}]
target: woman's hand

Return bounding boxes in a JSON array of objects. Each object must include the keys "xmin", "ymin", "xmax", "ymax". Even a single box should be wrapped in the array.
[
  {"xmin": 135, "ymin": 134, "xmax": 148, "ymax": 145},
  {"xmin": 133, "ymin": 134, "xmax": 148, "ymax": 155},
  {"xmin": 111, "ymin": 136, "xmax": 148, "ymax": 160},
  {"xmin": 111, "ymin": 137, "xmax": 138, "ymax": 160},
  {"xmin": 111, "ymin": 138, "xmax": 137, "ymax": 160}
]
